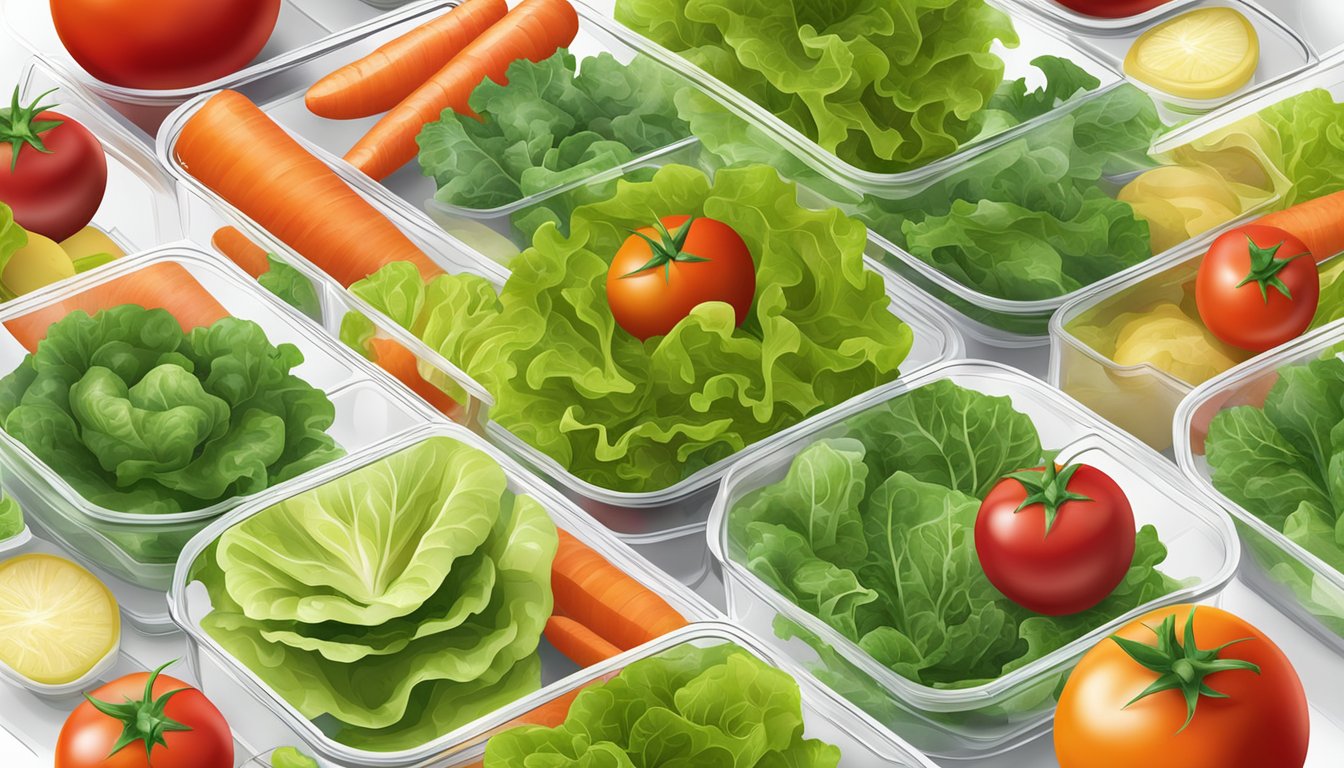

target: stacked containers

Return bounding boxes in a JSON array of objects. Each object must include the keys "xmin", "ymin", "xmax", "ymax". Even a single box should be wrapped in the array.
[{"xmin": 707, "ymin": 360, "xmax": 1239, "ymax": 758}]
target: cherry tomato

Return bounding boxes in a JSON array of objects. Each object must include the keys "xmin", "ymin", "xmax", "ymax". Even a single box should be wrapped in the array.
[
  {"xmin": 606, "ymin": 215, "xmax": 756, "ymax": 340},
  {"xmin": 975, "ymin": 463, "xmax": 1135, "ymax": 615},
  {"xmin": 55, "ymin": 663, "xmax": 233, "ymax": 768},
  {"xmin": 1056, "ymin": 605, "xmax": 1309, "ymax": 768},
  {"xmin": 1056, "ymin": 0, "xmax": 1171, "ymax": 17},
  {"xmin": 0, "ymin": 89, "xmax": 107, "ymax": 242},
  {"xmin": 51, "ymin": 0, "xmax": 282, "ymax": 90},
  {"xmin": 1196, "ymin": 224, "xmax": 1318, "ymax": 353}
]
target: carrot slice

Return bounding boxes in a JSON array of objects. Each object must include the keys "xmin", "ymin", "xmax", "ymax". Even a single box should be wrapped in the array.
[
  {"xmin": 1257, "ymin": 189, "xmax": 1344, "ymax": 262},
  {"xmin": 367, "ymin": 336, "xmax": 463, "ymax": 419},
  {"xmin": 211, "ymin": 226, "xmax": 270, "ymax": 278},
  {"xmin": 550, "ymin": 530, "xmax": 687, "ymax": 651},
  {"xmin": 175, "ymin": 90, "xmax": 441, "ymax": 287},
  {"xmin": 545, "ymin": 615, "xmax": 623, "ymax": 668},
  {"xmin": 306, "ymin": 0, "xmax": 509, "ymax": 119},
  {"xmin": 5, "ymin": 263, "xmax": 229, "ymax": 351},
  {"xmin": 343, "ymin": 0, "xmax": 579, "ymax": 180}
]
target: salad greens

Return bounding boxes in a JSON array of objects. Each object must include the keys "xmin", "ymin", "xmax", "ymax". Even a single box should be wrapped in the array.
[
  {"xmin": 729, "ymin": 380, "xmax": 1181, "ymax": 689},
  {"xmin": 483, "ymin": 643, "xmax": 841, "ymax": 767},
  {"xmin": 197, "ymin": 436, "xmax": 557, "ymax": 752},
  {"xmin": 345, "ymin": 164, "xmax": 912, "ymax": 493},
  {"xmin": 0, "ymin": 492, "xmax": 21, "ymax": 540},
  {"xmin": 258, "ymin": 254, "xmax": 321, "ymax": 321},
  {"xmin": 269, "ymin": 747, "xmax": 318, "ymax": 768},
  {"xmin": 0, "ymin": 306, "xmax": 343, "ymax": 517}
]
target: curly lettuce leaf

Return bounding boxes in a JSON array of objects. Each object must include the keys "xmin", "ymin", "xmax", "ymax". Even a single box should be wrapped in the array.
[
  {"xmin": 1257, "ymin": 88, "xmax": 1344, "ymax": 207},
  {"xmin": 0, "ymin": 493, "xmax": 22, "ymax": 540},
  {"xmin": 259, "ymin": 256, "xmax": 321, "ymax": 321}
]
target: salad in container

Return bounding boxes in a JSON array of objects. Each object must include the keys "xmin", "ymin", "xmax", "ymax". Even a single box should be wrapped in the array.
[
  {"xmin": 168, "ymin": 422, "xmax": 716, "ymax": 766},
  {"xmin": 708, "ymin": 360, "xmax": 1239, "ymax": 758}
]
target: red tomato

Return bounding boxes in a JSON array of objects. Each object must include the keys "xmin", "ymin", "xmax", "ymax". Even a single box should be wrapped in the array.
[
  {"xmin": 51, "ymin": 0, "xmax": 282, "ymax": 90},
  {"xmin": 55, "ymin": 664, "xmax": 233, "ymax": 768},
  {"xmin": 1055, "ymin": 0, "xmax": 1170, "ymax": 17},
  {"xmin": 975, "ymin": 463, "xmax": 1135, "ymax": 615},
  {"xmin": 606, "ymin": 215, "xmax": 756, "ymax": 340},
  {"xmin": 1055, "ymin": 605, "xmax": 1309, "ymax": 768},
  {"xmin": 1196, "ymin": 224, "xmax": 1318, "ymax": 353},
  {"xmin": 0, "ymin": 89, "xmax": 107, "ymax": 242}
]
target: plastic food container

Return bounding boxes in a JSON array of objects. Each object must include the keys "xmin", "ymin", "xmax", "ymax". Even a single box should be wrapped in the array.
[
  {"xmin": 1007, "ymin": 0, "xmax": 1205, "ymax": 30},
  {"xmin": 168, "ymin": 422, "xmax": 718, "ymax": 768},
  {"xmin": 1050, "ymin": 51, "xmax": 1344, "ymax": 451},
  {"xmin": 3, "ymin": 0, "xmax": 447, "ymax": 138},
  {"xmin": 1175, "ymin": 322, "xmax": 1344, "ymax": 653},
  {"xmin": 0, "ymin": 244, "xmax": 440, "ymax": 633},
  {"xmin": 708, "ymin": 360, "xmax": 1240, "ymax": 759}
]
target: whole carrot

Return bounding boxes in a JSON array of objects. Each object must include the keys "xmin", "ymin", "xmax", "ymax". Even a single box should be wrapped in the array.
[
  {"xmin": 211, "ymin": 226, "xmax": 270, "ymax": 278},
  {"xmin": 343, "ymin": 0, "xmax": 579, "ymax": 181},
  {"xmin": 175, "ymin": 90, "xmax": 441, "ymax": 287},
  {"xmin": 1257, "ymin": 189, "xmax": 1344, "ymax": 262},
  {"xmin": 544, "ymin": 615, "xmax": 623, "ymax": 668},
  {"xmin": 367, "ymin": 336, "xmax": 464, "ymax": 420},
  {"xmin": 306, "ymin": 0, "xmax": 508, "ymax": 119}
]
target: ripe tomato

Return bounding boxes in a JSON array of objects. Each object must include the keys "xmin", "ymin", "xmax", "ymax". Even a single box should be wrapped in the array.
[
  {"xmin": 55, "ymin": 663, "xmax": 233, "ymax": 768},
  {"xmin": 1056, "ymin": 0, "xmax": 1170, "ymax": 17},
  {"xmin": 1196, "ymin": 225, "xmax": 1318, "ymax": 353},
  {"xmin": 1055, "ymin": 605, "xmax": 1309, "ymax": 768},
  {"xmin": 0, "ymin": 89, "xmax": 107, "ymax": 242},
  {"xmin": 51, "ymin": 0, "xmax": 282, "ymax": 90},
  {"xmin": 975, "ymin": 463, "xmax": 1135, "ymax": 615},
  {"xmin": 606, "ymin": 215, "xmax": 756, "ymax": 340}
]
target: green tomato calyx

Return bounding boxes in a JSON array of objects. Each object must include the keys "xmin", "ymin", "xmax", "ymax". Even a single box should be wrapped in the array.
[
  {"xmin": 84, "ymin": 660, "xmax": 194, "ymax": 761},
  {"xmin": 1, "ymin": 86, "xmax": 65, "ymax": 173},
  {"xmin": 1112, "ymin": 607, "xmax": 1261, "ymax": 733},
  {"xmin": 621, "ymin": 216, "xmax": 711, "ymax": 282},
  {"xmin": 1235, "ymin": 236, "xmax": 1308, "ymax": 303},
  {"xmin": 1004, "ymin": 462, "xmax": 1091, "ymax": 536}
]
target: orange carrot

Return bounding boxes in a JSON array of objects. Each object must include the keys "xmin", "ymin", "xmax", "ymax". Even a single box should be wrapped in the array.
[
  {"xmin": 211, "ymin": 226, "xmax": 270, "ymax": 279},
  {"xmin": 175, "ymin": 90, "xmax": 441, "ymax": 287},
  {"xmin": 5, "ymin": 263, "xmax": 229, "ymax": 351},
  {"xmin": 343, "ymin": 0, "xmax": 579, "ymax": 180},
  {"xmin": 1257, "ymin": 190, "xmax": 1344, "ymax": 262},
  {"xmin": 545, "ymin": 615, "xmax": 623, "ymax": 668},
  {"xmin": 306, "ymin": 0, "xmax": 509, "ymax": 119},
  {"xmin": 550, "ymin": 529, "xmax": 687, "ymax": 651},
  {"xmin": 367, "ymin": 336, "xmax": 464, "ymax": 420}
]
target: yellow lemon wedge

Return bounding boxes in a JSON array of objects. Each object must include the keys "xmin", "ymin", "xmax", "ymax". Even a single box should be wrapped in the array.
[
  {"xmin": 1124, "ymin": 8, "xmax": 1259, "ymax": 100},
  {"xmin": 0, "ymin": 554, "xmax": 120, "ymax": 686}
]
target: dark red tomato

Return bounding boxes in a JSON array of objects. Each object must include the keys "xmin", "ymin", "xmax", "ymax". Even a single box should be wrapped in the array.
[
  {"xmin": 51, "ymin": 0, "xmax": 282, "ymax": 90},
  {"xmin": 0, "ymin": 89, "xmax": 107, "ymax": 241},
  {"xmin": 975, "ymin": 463, "xmax": 1136, "ymax": 615},
  {"xmin": 606, "ymin": 215, "xmax": 756, "ymax": 341},
  {"xmin": 1056, "ymin": 0, "xmax": 1170, "ymax": 17},
  {"xmin": 55, "ymin": 663, "xmax": 233, "ymax": 768},
  {"xmin": 1196, "ymin": 224, "xmax": 1318, "ymax": 353}
]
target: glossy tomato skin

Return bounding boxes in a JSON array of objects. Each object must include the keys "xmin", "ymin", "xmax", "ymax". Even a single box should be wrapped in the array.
[
  {"xmin": 1055, "ymin": 605, "xmax": 1309, "ymax": 768},
  {"xmin": 1056, "ymin": 0, "xmax": 1169, "ymax": 17},
  {"xmin": 975, "ymin": 465, "xmax": 1135, "ymax": 615},
  {"xmin": 51, "ymin": 0, "xmax": 282, "ymax": 90},
  {"xmin": 1196, "ymin": 225, "xmax": 1317, "ymax": 353},
  {"xmin": 55, "ymin": 672, "xmax": 233, "ymax": 768},
  {"xmin": 606, "ymin": 215, "xmax": 756, "ymax": 340},
  {"xmin": 0, "ymin": 110, "xmax": 107, "ymax": 242}
]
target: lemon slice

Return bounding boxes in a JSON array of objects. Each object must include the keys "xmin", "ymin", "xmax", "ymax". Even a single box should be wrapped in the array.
[
  {"xmin": 1124, "ymin": 8, "xmax": 1259, "ymax": 100},
  {"xmin": 0, "ymin": 554, "xmax": 120, "ymax": 686}
]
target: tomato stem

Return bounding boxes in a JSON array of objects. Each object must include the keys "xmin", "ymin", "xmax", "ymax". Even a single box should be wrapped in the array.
[
  {"xmin": 0, "ymin": 86, "xmax": 65, "ymax": 173},
  {"xmin": 1235, "ymin": 236, "xmax": 1308, "ymax": 303},
  {"xmin": 620, "ymin": 216, "xmax": 711, "ymax": 282},
  {"xmin": 83, "ymin": 660, "xmax": 194, "ymax": 761},
  {"xmin": 1112, "ymin": 607, "xmax": 1261, "ymax": 732},
  {"xmin": 1003, "ymin": 462, "xmax": 1091, "ymax": 535}
]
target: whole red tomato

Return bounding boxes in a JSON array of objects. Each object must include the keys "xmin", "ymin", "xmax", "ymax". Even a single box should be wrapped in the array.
[
  {"xmin": 0, "ymin": 88, "xmax": 107, "ymax": 241},
  {"xmin": 975, "ymin": 462, "xmax": 1135, "ymax": 615},
  {"xmin": 51, "ymin": 0, "xmax": 282, "ymax": 90},
  {"xmin": 606, "ymin": 215, "xmax": 756, "ymax": 340},
  {"xmin": 1055, "ymin": 605, "xmax": 1309, "ymax": 768},
  {"xmin": 1056, "ymin": 0, "xmax": 1170, "ymax": 17},
  {"xmin": 1196, "ymin": 224, "xmax": 1317, "ymax": 353},
  {"xmin": 56, "ymin": 662, "xmax": 233, "ymax": 768}
]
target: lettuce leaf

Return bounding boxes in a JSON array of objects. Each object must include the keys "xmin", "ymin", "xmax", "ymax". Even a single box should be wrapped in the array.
[
  {"xmin": 728, "ymin": 380, "xmax": 1183, "ymax": 689},
  {"xmin": 258, "ymin": 256, "xmax": 322, "ymax": 321},
  {"xmin": 1256, "ymin": 88, "xmax": 1344, "ymax": 207},
  {"xmin": 483, "ymin": 643, "xmax": 840, "ymax": 767},
  {"xmin": 0, "ymin": 203, "xmax": 25, "ymax": 280},
  {"xmin": 0, "ymin": 493, "xmax": 22, "ymax": 540},
  {"xmin": 346, "ymin": 164, "xmax": 912, "ymax": 493}
]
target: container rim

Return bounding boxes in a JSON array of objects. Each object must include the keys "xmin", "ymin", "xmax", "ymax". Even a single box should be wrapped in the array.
[{"xmin": 707, "ymin": 358, "xmax": 1241, "ymax": 710}]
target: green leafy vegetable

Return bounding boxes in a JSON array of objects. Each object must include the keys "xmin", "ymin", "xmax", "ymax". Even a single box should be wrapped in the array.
[
  {"xmin": 270, "ymin": 747, "xmax": 317, "ymax": 768},
  {"xmin": 0, "ymin": 203, "xmax": 27, "ymax": 279},
  {"xmin": 0, "ymin": 492, "xmax": 22, "ymax": 540},
  {"xmin": 197, "ymin": 436, "xmax": 557, "ymax": 752},
  {"xmin": 0, "ymin": 306, "xmax": 343, "ymax": 518},
  {"xmin": 346, "ymin": 164, "xmax": 912, "ymax": 493},
  {"xmin": 729, "ymin": 380, "xmax": 1182, "ymax": 688},
  {"xmin": 1256, "ymin": 88, "xmax": 1344, "ymax": 207},
  {"xmin": 483, "ymin": 643, "xmax": 841, "ymax": 767},
  {"xmin": 258, "ymin": 256, "xmax": 321, "ymax": 321}
]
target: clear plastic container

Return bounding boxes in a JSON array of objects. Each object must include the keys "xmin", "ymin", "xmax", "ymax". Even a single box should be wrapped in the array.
[
  {"xmin": 1175, "ymin": 322, "xmax": 1344, "ymax": 654},
  {"xmin": 1006, "ymin": 0, "xmax": 1205, "ymax": 30},
  {"xmin": 167, "ymin": 422, "xmax": 719, "ymax": 768},
  {"xmin": 0, "ymin": 244, "xmax": 440, "ymax": 633},
  {"xmin": 3, "ymin": 0, "xmax": 448, "ymax": 138},
  {"xmin": 1051, "ymin": 50, "xmax": 1344, "ymax": 451},
  {"xmin": 708, "ymin": 360, "xmax": 1240, "ymax": 759}
]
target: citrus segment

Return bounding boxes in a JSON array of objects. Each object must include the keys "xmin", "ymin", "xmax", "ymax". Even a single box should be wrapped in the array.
[
  {"xmin": 1124, "ymin": 8, "xmax": 1259, "ymax": 100},
  {"xmin": 0, "ymin": 554, "xmax": 120, "ymax": 685}
]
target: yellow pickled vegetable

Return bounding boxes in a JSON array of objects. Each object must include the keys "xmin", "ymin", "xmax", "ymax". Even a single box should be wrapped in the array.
[
  {"xmin": 1121, "ymin": 166, "xmax": 1243, "ymax": 253},
  {"xmin": 2, "ymin": 230, "xmax": 76, "ymax": 296},
  {"xmin": 1112, "ymin": 304, "xmax": 1249, "ymax": 385},
  {"xmin": 60, "ymin": 225, "xmax": 125, "ymax": 267},
  {"xmin": 1124, "ymin": 8, "xmax": 1259, "ymax": 101},
  {"xmin": 0, "ymin": 554, "xmax": 120, "ymax": 686}
]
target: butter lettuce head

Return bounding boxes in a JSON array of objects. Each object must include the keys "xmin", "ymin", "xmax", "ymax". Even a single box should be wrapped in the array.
[
  {"xmin": 484, "ymin": 643, "xmax": 841, "ymax": 767},
  {"xmin": 197, "ymin": 436, "xmax": 558, "ymax": 751},
  {"xmin": 0, "ymin": 305, "xmax": 343, "ymax": 516}
]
